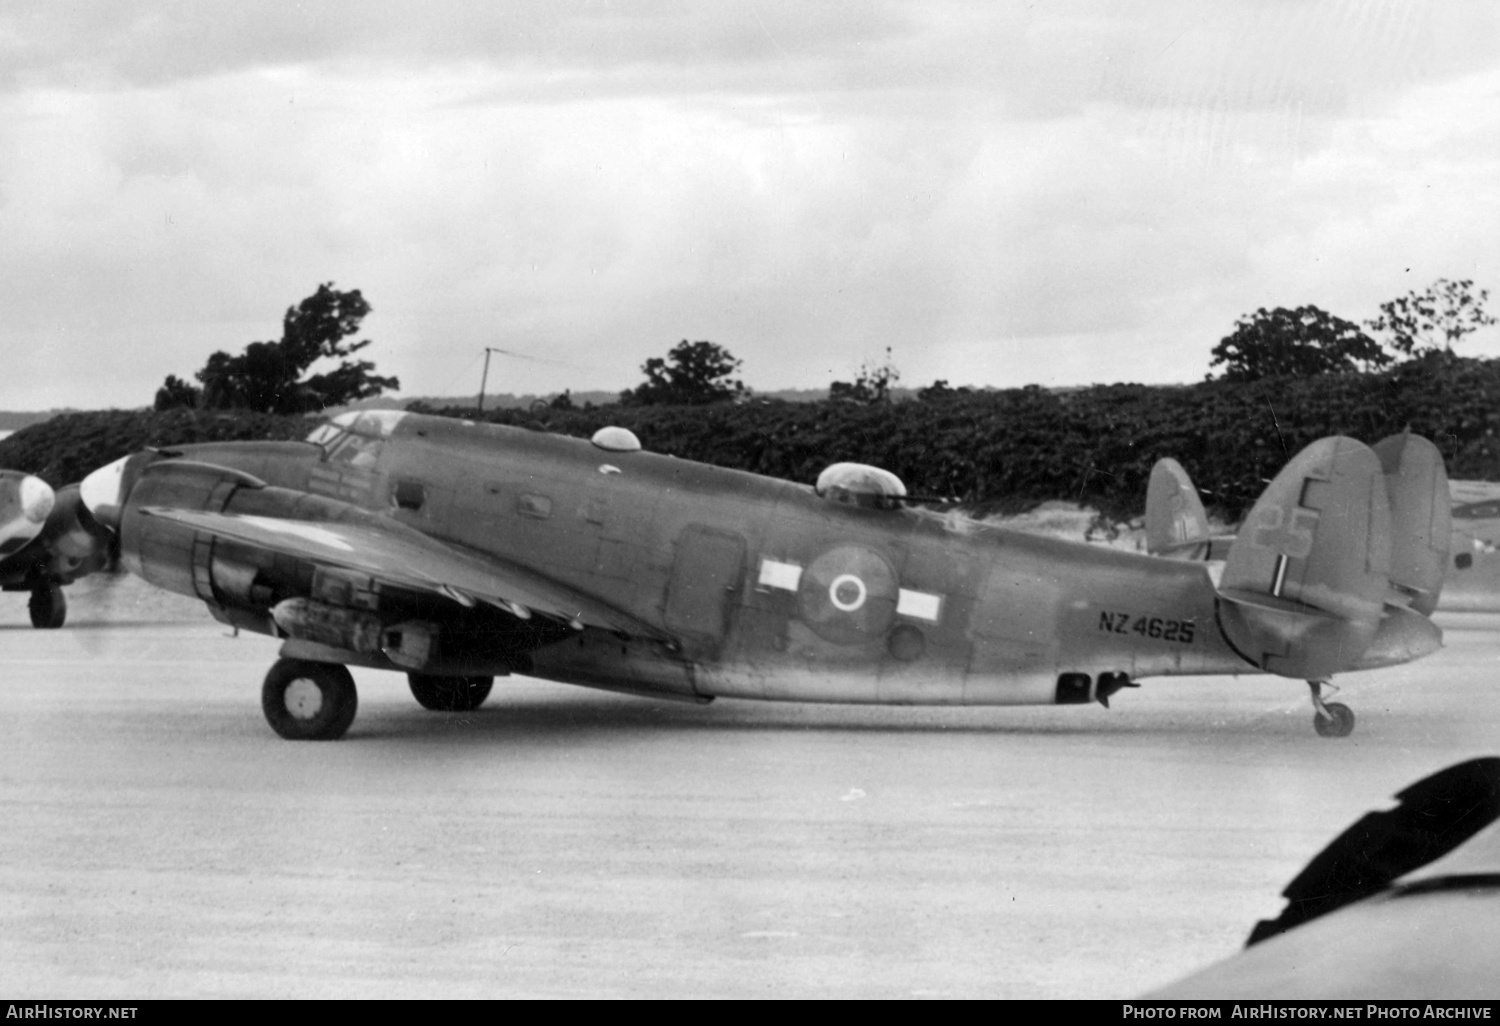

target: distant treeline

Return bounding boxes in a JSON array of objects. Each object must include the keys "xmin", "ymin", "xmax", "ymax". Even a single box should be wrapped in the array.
[
  {"xmin": 3, "ymin": 355, "xmax": 1497, "ymax": 521},
  {"xmin": 417, "ymin": 354, "xmax": 1500, "ymax": 520}
]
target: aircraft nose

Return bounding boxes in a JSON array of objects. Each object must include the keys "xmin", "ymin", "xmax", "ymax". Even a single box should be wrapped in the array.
[{"xmin": 80, "ymin": 455, "xmax": 131, "ymax": 531}]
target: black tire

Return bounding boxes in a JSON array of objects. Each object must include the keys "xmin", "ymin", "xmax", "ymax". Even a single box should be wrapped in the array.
[
  {"xmin": 407, "ymin": 673, "xmax": 494, "ymax": 712},
  {"xmin": 262, "ymin": 659, "xmax": 358, "ymax": 740},
  {"xmin": 1313, "ymin": 701, "xmax": 1355, "ymax": 739},
  {"xmin": 28, "ymin": 585, "xmax": 65, "ymax": 629}
]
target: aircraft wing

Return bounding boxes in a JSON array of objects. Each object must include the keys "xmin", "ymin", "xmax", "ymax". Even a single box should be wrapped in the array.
[{"xmin": 136, "ymin": 506, "xmax": 664, "ymax": 638}]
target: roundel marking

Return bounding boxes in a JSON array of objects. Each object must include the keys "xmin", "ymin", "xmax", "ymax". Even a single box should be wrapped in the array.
[
  {"xmin": 797, "ymin": 544, "xmax": 897, "ymax": 646},
  {"xmin": 829, "ymin": 574, "xmax": 868, "ymax": 612}
]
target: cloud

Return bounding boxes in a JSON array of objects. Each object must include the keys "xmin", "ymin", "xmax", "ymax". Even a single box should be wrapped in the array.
[{"xmin": 2, "ymin": 2, "xmax": 1500, "ymax": 410}]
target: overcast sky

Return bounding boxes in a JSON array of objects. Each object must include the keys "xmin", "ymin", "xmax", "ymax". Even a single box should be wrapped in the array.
[{"xmin": 2, "ymin": 0, "xmax": 1498, "ymax": 410}]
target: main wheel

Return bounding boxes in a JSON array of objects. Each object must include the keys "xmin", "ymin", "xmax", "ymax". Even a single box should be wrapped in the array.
[
  {"xmin": 1313, "ymin": 701, "xmax": 1355, "ymax": 739},
  {"xmin": 262, "ymin": 659, "xmax": 358, "ymax": 740},
  {"xmin": 407, "ymin": 673, "xmax": 494, "ymax": 712},
  {"xmin": 28, "ymin": 585, "xmax": 65, "ymax": 629}
]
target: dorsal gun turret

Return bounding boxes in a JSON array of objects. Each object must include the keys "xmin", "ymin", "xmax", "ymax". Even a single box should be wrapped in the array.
[{"xmin": 815, "ymin": 463, "xmax": 907, "ymax": 511}]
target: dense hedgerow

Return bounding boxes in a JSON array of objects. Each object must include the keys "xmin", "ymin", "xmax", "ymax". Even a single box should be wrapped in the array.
[
  {"xmin": 417, "ymin": 354, "xmax": 1500, "ymax": 521},
  {"xmin": 5, "ymin": 354, "xmax": 1499, "ymax": 522},
  {"xmin": 0, "ymin": 408, "xmax": 313, "ymax": 487}
]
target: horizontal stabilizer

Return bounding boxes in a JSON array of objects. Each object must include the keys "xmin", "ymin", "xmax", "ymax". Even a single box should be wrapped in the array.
[
  {"xmin": 1371, "ymin": 433, "xmax": 1450, "ymax": 617},
  {"xmin": 1218, "ymin": 437, "xmax": 1391, "ymax": 679}
]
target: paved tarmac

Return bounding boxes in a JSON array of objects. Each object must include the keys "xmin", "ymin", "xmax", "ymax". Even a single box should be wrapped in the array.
[{"xmin": 2, "ymin": 575, "xmax": 1498, "ymax": 999}]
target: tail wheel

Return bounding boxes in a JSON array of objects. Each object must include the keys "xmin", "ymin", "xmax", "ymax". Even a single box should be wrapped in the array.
[
  {"xmin": 408, "ymin": 673, "xmax": 494, "ymax": 712},
  {"xmin": 1313, "ymin": 702, "xmax": 1356, "ymax": 739},
  {"xmin": 28, "ymin": 584, "xmax": 66, "ymax": 629},
  {"xmin": 262, "ymin": 658, "xmax": 358, "ymax": 740}
]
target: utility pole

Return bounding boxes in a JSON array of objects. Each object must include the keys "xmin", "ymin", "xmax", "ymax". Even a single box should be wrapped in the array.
[
  {"xmin": 477, "ymin": 345, "xmax": 572, "ymax": 412},
  {"xmin": 477, "ymin": 347, "xmax": 503, "ymax": 413}
]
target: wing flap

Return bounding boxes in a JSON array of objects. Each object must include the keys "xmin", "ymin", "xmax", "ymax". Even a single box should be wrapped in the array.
[{"xmin": 137, "ymin": 506, "xmax": 662, "ymax": 638}]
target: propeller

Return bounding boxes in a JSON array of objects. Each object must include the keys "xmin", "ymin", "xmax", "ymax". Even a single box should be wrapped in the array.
[
  {"xmin": 79, "ymin": 454, "xmax": 132, "ymax": 535},
  {"xmin": 33, "ymin": 454, "xmax": 155, "ymax": 641},
  {"xmin": 0, "ymin": 471, "xmax": 56, "ymax": 557}
]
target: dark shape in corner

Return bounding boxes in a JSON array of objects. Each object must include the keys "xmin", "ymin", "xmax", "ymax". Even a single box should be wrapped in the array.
[{"xmin": 1247, "ymin": 756, "xmax": 1500, "ymax": 946}]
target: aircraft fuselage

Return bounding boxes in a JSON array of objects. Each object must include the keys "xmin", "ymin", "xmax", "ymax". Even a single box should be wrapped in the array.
[{"xmin": 139, "ymin": 412, "xmax": 1262, "ymax": 707}]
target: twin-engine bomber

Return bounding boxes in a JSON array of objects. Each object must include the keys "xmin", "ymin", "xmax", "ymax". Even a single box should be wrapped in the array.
[{"xmin": 15, "ymin": 410, "xmax": 1449, "ymax": 740}]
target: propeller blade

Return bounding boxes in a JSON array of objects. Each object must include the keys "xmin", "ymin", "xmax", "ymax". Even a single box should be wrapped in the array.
[
  {"xmin": 0, "ymin": 471, "xmax": 56, "ymax": 556},
  {"xmin": 79, "ymin": 455, "xmax": 132, "ymax": 532}
]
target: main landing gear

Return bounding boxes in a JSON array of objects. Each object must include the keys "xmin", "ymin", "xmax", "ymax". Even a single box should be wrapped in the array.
[
  {"xmin": 28, "ymin": 584, "xmax": 65, "ymax": 629},
  {"xmin": 407, "ymin": 673, "xmax": 494, "ymax": 712},
  {"xmin": 259, "ymin": 660, "xmax": 499, "ymax": 739},
  {"xmin": 1307, "ymin": 680, "xmax": 1355, "ymax": 739},
  {"xmin": 262, "ymin": 658, "xmax": 358, "ymax": 741}
]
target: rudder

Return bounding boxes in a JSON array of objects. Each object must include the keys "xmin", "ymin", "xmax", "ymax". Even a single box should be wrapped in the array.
[{"xmin": 1371, "ymin": 433, "xmax": 1450, "ymax": 617}]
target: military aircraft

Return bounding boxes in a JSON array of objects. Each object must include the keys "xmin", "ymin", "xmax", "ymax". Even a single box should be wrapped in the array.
[
  {"xmin": 1437, "ymin": 480, "xmax": 1500, "ymax": 611},
  {"xmin": 30, "ymin": 411, "xmax": 1447, "ymax": 741},
  {"xmin": 0, "ymin": 470, "xmax": 111, "ymax": 628},
  {"xmin": 1149, "ymin": 756, "xmax": 1500, "ymax": 999}
]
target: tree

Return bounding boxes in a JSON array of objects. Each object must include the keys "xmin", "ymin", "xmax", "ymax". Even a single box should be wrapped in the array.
[
  {"xmin": 916, "ymin": 379, "xmax": 971, "ymax": 401},
  {"xmin": 620, "ymin": 340, "xmax": 746, "ymax": 406},
  {"xmin": 153, "ymin": 374, "xmax": 200, "ymax": 411},
  {"xmin": 1367, "ymin": 278, "xmax": 1497, "ymax": 356},
  {"xmin": 163, "ymin": 283, "xmax": 399, "ymax": 414},
  {"xmin": 1208, "ymin": 306, "xmax": 1391, "ymax": 382},
  {"xmin": 830, "ymin": 347, "xmax": 902, "ymax": 403}
]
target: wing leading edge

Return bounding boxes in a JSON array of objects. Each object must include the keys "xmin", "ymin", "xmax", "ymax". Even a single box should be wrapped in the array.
[{"xmin": 136, "ymin": 505, "xmax": 664, "ymax": 639}]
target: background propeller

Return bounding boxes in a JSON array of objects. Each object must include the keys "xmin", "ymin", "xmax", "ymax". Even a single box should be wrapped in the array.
[{"xmin": 0, "ymin": 471, "xmax": 55, "ymax": 558}]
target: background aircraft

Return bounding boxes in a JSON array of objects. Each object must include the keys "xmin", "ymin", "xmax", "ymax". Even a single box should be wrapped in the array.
[
  {"xmin": 48, "ymin": 411, "xmax": 1446, "ymax": 741},
  {"xmin": 1436, "ymin": 479, "xmax": 1500, "ymax": 611},
  {"xmin": 1150, "ymin": 756, "xmax": 1500, "ymax": 999},
  {"xmin": 0, "ymin": 470, "xmax": 111, "ymax": 627}
]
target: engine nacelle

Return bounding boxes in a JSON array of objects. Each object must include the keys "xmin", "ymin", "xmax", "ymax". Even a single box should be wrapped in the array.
[{"xmin": 118, "ymin": 460, "xmax": 269, "ymax": 605}]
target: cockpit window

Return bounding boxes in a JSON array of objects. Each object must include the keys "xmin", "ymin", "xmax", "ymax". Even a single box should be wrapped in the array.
[
  {"xmin": 344, "ymin": 410, "xmax": 408, "ymax": 439},
  {"xmin": 328, "ymin": 433, "xmax": 383, "ymax": 468},
  {"xmin": 305, "ymin": 410, "xmax": 409, "ymax": 452},
  {"xmin": 305, "ymin": 423, "xmax": 342, "ymax": 447},
  {"xmin": 305, "ymin": 410, "xmax": 408, "ymax": 465}
]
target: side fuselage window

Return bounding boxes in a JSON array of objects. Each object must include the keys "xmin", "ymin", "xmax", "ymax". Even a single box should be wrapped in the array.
[{"xmin": 393, "ymin": 479, "xmax": 426, "ymax": 511}]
